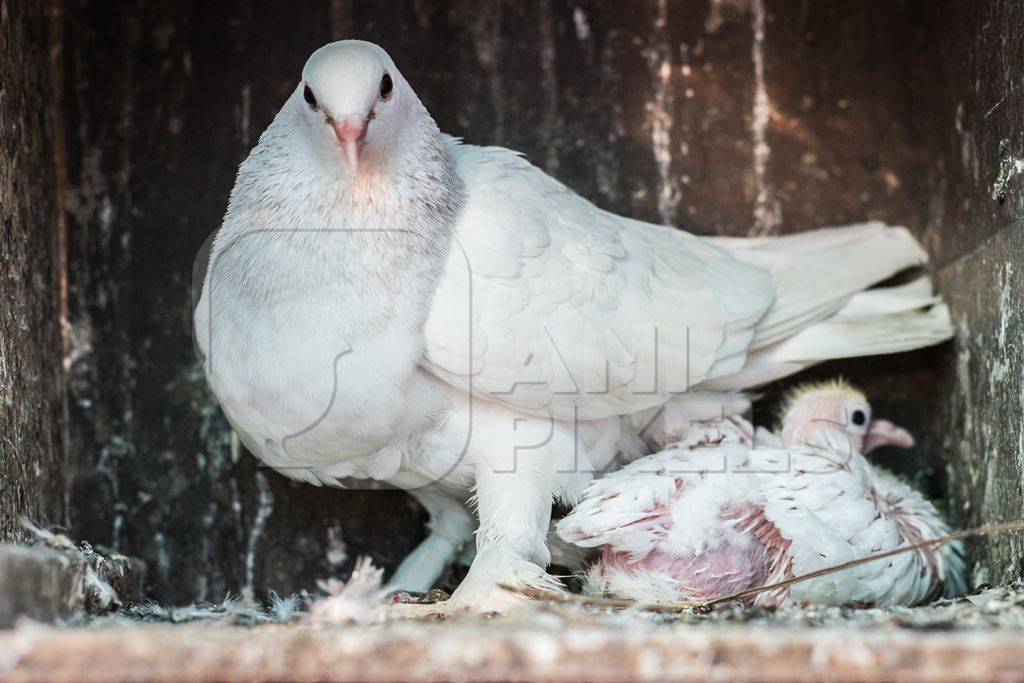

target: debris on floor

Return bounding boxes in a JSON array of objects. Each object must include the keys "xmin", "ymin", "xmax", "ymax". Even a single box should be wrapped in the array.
[
  {"xmin": 0, "ymin": 521, "xmax": 144, "ymax": 627},
  {"xmin": 4, "ymin": 531, "xmax": 1024, "ymax": 681},
  {"xmin": 5, "ymin": 590, "xmax": 1024, "ymax": 683},
  {"xmin": 65, "ymin": 580, "xmax": 1024, "ymax": 632}
]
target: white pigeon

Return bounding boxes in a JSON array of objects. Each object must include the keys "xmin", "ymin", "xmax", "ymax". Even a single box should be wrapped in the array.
[
  {"xmin": 194, "ymin": 40, "xmax": 953, "ymax": 612},
  {"xmin": 556, "ymin": 380, "xmax": 966, "ymax": 607}
]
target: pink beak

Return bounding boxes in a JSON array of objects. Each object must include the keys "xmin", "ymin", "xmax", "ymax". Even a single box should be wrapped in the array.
[
  {"xmin": 331, "ymin": 117, "xmax": 368, "ymax": 174},
  {"xmin": 863, "ymin": 418, "xmax": 916, "ymax": 453}
]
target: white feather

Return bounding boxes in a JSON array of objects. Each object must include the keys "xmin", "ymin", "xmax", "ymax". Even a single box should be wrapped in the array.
[{"xmin": 307, "ymin": 557, "xmax": 389, "ymax": 625}]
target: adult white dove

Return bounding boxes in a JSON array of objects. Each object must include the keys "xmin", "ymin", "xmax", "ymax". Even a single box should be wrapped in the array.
[
  {"xmin": 556, "ymin": 380, "xmax": 965, "ymax": 607},
  {"xmin": 194, "ymin": 40, "xmax": 953, "ymax": 612}
]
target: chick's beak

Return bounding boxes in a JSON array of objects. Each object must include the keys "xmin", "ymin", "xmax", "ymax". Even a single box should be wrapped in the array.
[
  {"xmin": 331, "ymin": 117, "xmax": 368, "ymax": 173},
  {"xmin": 862, "ymin": 418, "xmax": 916, "ymax": 453}
]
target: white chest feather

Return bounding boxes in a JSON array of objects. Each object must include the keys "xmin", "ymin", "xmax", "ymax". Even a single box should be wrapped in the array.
[{"xmin": 195, "ymin": 107, "xmax": 461, "ymax": 479}]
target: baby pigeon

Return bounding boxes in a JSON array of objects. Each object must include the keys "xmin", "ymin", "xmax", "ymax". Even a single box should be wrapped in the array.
[
  {"xmin": 195, "ymin": 40, "xmax": 953, "ymax": 612},
  {"xmin": 557, "ymin": 380, "xmax": 965, "ymax": 607}
]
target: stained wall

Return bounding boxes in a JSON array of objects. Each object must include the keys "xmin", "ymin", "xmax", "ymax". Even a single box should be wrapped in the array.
[
  {"xmin": 0, "ymin": 0, "xmax": 66, "ymax": 541},
  {"xmin": 53, "ymin": 0, "xmax": 1022, "ymax": 600}
]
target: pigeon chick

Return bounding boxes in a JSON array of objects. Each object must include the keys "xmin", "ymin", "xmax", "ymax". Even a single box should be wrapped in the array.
[
  {"xmin": 195, "ymin": 40, "xmax": 952, "ymax": 613},
  {"xmin": 556, "ymin": 381, "xmax": 965, "ymax": 607}
]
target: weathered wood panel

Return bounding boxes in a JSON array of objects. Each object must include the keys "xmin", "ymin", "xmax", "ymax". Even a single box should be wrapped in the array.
[
  {"xmin": 917, "ymin": 0, "xmax": 1024, "ymax": 585},
  {"xmin": 0, "ymin": 0, "xmax": 65, "ymax": 540},
  {"xmin": 60, "ymin": 0, "xmax": 1003, "ymax": 602}
]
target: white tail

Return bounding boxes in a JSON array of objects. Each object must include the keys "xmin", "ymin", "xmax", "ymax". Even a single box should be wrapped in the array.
[
  {"xmin": 700, "ymin": 220, "xmax": 952, "ymax": 391},
  {"xmin": 710, "ymin": 222, "xmax": 930, "ymax": 349},
  {"xmin": 701, "ymin": 297, "xmax": 952, "ymax": 391}
]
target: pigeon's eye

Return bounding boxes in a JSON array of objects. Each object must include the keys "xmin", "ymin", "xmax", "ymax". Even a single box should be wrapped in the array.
[
  {"xmin": 380, "ymin": 73, "xmax": 393, "ymax": 100},
  {"xmin": 850, "ymin": 409, "xmax": 867, "ymax": 427},
  {"xmin": 303, "ymin": 84, "xmax": 318, "ymax": 110}
]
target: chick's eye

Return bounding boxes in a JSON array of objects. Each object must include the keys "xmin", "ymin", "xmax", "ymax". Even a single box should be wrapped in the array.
[
  {"xmin": 851, "ymin": 409, "xmax": 867, "ymax": 427},
  {"xmin": 303, "ymin": 84, "xmax": 318, "ymax": 110},
  {"xmin": 380, "ymin": 73, "xmax": 393, "ymax": 100}
]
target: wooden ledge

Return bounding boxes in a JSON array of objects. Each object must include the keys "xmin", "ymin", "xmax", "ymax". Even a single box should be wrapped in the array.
[{"xmin": 2, "ymin": 621, "xmax": 1023, "ymax": 683}]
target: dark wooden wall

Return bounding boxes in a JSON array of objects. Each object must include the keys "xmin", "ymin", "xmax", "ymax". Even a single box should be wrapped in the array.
[
  {"xmin": 0, "ymin": 0, "xmax": 66, "ymax": 541},
  {"xmin": 921, "ymin": 0, "xmax": 1024, "ymax": 586},
  {"xmin": 33, "ymin": 0, "xmax": 1021, "ymax": 601}
]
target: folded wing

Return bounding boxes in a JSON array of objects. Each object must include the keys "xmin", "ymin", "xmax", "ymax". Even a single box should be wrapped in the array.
[
  {"xmin": 423, "ymin": 141, "xmax": 774, "ymax": 421},
  {"xmin": 423, "ymin": 140, "xmax": 942, "ymax": 421}
]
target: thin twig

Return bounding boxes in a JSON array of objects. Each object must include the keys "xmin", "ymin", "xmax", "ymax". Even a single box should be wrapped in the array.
[{"xmin": 502, "ymin": 520, "xmax": 1024, "ymax": 613}]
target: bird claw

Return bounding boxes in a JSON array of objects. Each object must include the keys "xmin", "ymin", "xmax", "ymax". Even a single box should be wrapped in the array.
[
  {"xmin": 387, "ymin": 600, "xmax": 452, "ymax": 621},
  {"xmin": 386, "ymin": 581, "xmax": 550, "ymax": 619},
  {"xmin": 387, "ymin": 588, "xmax": 451, "ymax": 605}
]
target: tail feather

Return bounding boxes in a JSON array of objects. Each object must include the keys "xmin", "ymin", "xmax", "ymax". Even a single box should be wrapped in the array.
[
  {"xmin": 768, "ymin": 302, "xmax": 953, "ymax": 363},
  {"xmin": 699, "ymin": 298, "xmax": 953, "ymax": 391},
  {"xmin": 709, "ymin": 222, "xmax": 930, "ymax": 350},
  {"xmin": 835, "ymin": 276, "xmax": 940, "ymax": 316}
]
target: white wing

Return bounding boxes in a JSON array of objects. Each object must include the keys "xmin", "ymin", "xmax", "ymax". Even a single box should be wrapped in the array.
[
  {"xmin": 757, "ymin": 447, "xmax": 881, "ymax": 605},
  {"xmin": 423, "ymin": 140, "xmax": 774, "ymax": 421},
  {"xmin": 555, "ymin": 449, "xmax": 685, "ymax": 558},
  {"xmin": 868, "ymin": 468, "xmax": 966, "ymax": 600},
  {"xmin": 556, "ymin": 440, "xmax": 758, "ymax": 558},
  {"xmin": 760, "ymin": 447, "xmax": 962, "ymax": 607}
]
